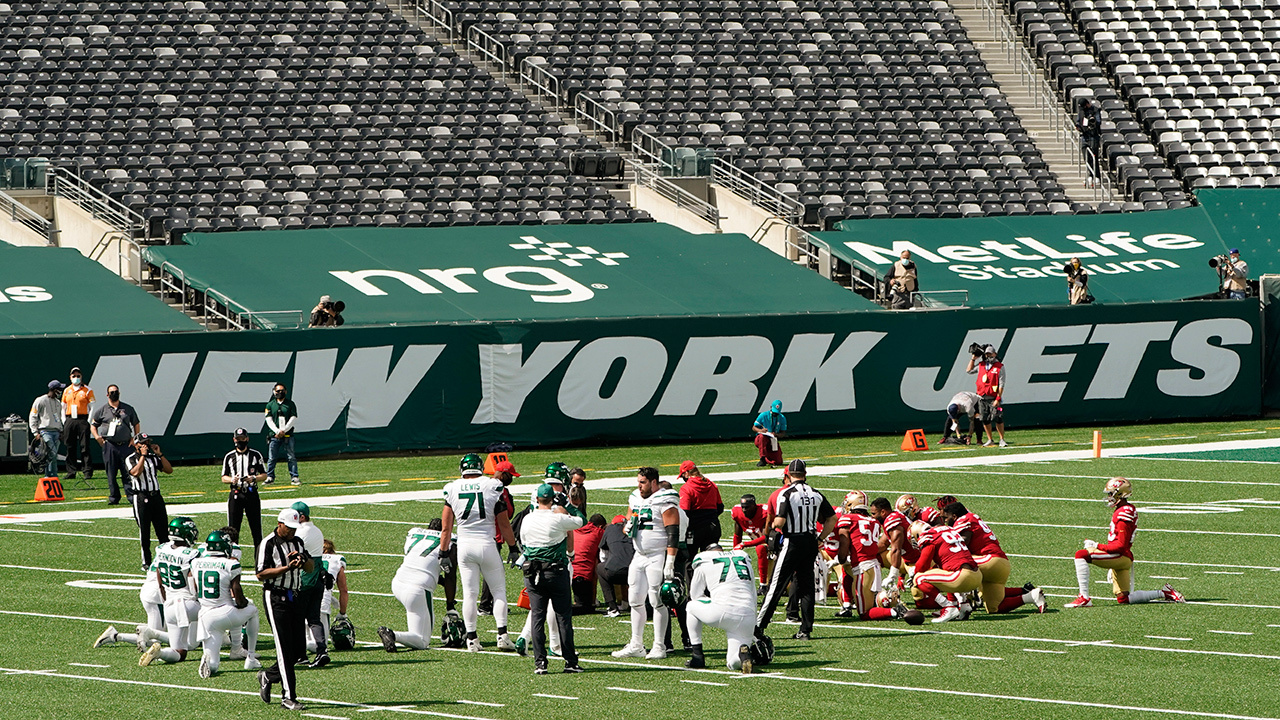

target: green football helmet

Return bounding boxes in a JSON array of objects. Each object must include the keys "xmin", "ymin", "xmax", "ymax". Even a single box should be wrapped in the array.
[
  {"xmin": 459, "ymin": 453, "xmax": 485, "ymax": 476},
  {"xmin": 659, "ymin": 576, "xmax": 686, "ymax": 607},
  {"xmin": 544, "ymin": 462, "xmax": 570, "ymax": 483},
  {"xmin": 330, "ymin": 614, "xmax": 355, "ymax": 651},
  {"xmin": 204, "ymin": 530, "xmax": 232, "ymax": 556},
  {"xmin": 440, "ymin": 609, "xmax": 466, "ymax": 648},
  {"xmin": 168, "ymin": 516, "xmax": 198, "ymax": 545}
]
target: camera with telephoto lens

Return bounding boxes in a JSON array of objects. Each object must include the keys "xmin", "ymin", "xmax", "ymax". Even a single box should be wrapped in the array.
[
  {"xmin": 969, "ymin": 342, "xmax": 984, "ymax": 356},
  {"xmin": 1208, "ymin": 254, "xmax": 1230, "ymax": 268}
]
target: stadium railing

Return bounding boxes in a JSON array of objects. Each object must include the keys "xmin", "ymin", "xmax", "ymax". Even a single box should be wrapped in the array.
[
  {"xmin": 798, "ymin": 228, "xmax": 885, "ymax": 302},
  {"xmin": 0, "ymin": 187, "xmax": 52, "ymax": 242},
  {"xmin": 911, "ymin": 289, "xmax": 972, "ymax": 308},
  {"xmin": 45, "ymin": 165, "xmax": 147, "ymax": 240},
  {"xmin": 626, "ymin": 159, "xmax": 721, "ymax": 230}
]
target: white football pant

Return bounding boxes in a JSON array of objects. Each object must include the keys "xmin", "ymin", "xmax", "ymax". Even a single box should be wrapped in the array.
[
  {"xmin": 198, "ymin": 603, "xmax": 259, "ymax": 673},
  {"xmin": 458, "ymin": 540, "xmax": 507, "ymax": 633},
  {"xmin": 686, "ymin": 600, "xmax": 755, "ymax": 670},
  {"xmin": 390, "ymin": 579, "xmax": 435, "ymax": 650},
  {"xmin": 628, "ymin": 552, "xmax": 668, "ymax": 650}
]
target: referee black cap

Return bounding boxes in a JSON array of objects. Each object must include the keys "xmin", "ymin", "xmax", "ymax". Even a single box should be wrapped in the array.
[
  {"xmin": 233, "ymin": 427, "xmax": 250, "ymax": 439},
  {"xmin": 786, "ymin": 459, "xmax": 807, "ymax": 476}
]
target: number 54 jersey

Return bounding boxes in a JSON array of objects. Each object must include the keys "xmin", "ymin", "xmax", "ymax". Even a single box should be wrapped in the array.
[
  {"xmin": 691, "ymin": 548, "xmax": 757, "ymax": 612},
  {"xmin": 190, "ymin": 554, "xmax": 241, "ymax": 610}
]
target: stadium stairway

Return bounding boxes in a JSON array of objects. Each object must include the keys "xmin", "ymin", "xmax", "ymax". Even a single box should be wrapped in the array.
[{"xmin": 951, "ymin": 0, "xmax": 1115, "ymax": 205}]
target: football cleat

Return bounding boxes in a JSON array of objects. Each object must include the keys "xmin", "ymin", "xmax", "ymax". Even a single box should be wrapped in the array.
[
  {"xmin": 258, "ymin": 670, "xmax": 273, "ymax": 703},
  {"xmin": 645, "ymin": 645, "xmax": 667, "ymax": 660},
  {"xmin": 289, "ymin": 478, "xmax": 301, "ymax": 486},
  {"xmin": 932, "ymin": 606, "xmax": 963, "ymax": 624},
  {"xmin": 792, "ymin": 631, "xmax": 811, "ymax": 640},
  {"xmin": 562, "ymin": 664, "xmax": 585, "ymax": 674},
  {"xmin": 604, "ymin": 608, "xmax": 622, "ymax": 618},
  {"xmin": 1063, "ymin": 595, "xmax": 1093, "ymax": 608},
  {"xmin": 958, "ymin": 602, "xmax": 973, "ymax": 620},
  {"xmin": 1162, "ymin": 584, "xmax": 1186, "ymax": 603},
  {"xmin": 308, "ymin": 653, "xmax": 330, "ymax": 669},
  {"xmin": 496, "ymin": 633, "xmax": 516, "ymax": 651},
  {"xmin": 281, "ymin": 698, "xmax": 307, "ymax": 711},
  {"xmin": 515, "ymin": 636, "xmax": 527, "ymax": 657},
  {"xmin": 999, "ymin": 439, "xmax": 1008, "ymax": 448},
  {"xmin": 139, "ymin": 642, "xmax": 163, "ymax": 666},
  {"xmin": 982, "ymin": 440, "xmax": 994, "ymax": 447},
  {"xmin": 244, "ymin": 655, "xmax": 262, "ymax": 671},
  {"xmin": 228, "ymin": 645, "xmax": 248, "ymax": 661},
  {"xmin": 93, "ymin": 626, "xmax": 117, "ymax": 648},
  {"xmin": 377, "ymin": 626, "xmax": 397, "ymax": 653},
  {"xmin": 611, "ymin": 643, "xmax": 646, "ymax": 659},
  {"xmin": 198, "ymin": 653, "xmax": 213, "ymax": 679},
  {"xmin": 466, "ymin": 638, "xmax": 483, "ymax": 653},
  {"xmin": 534, "ymin": 664, "xmax": 548, "ymax": 675},
  {"xmin": 1030, "ymin": 587, "xmax": 1047, "ymax": 613},
  {"xmin": 739, "ymin": 644, "xmax": 753, "ymax": 674},
  {"xmin": 833, "ymin": 608, "xmax": 853, "ymax": 619},
  {"xmin": 684, "ymin": 655, "xmax": 705, "ymax": 669}
]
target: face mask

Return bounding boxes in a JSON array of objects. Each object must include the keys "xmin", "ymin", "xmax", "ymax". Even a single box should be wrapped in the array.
[
  {"xmin": 274, "ymin": 390, "xmax": 285, "ymax": 398},
  {"xmin": 235, "ymin": 441, "xmax": 248, "ymax": 450},
  {"xmin": 71, "ymin": 377, "xmax": 82, "ymax": 386},
  {"xmin": 108, "ymin": 391, "xmax": 120, "ymax": 402}
]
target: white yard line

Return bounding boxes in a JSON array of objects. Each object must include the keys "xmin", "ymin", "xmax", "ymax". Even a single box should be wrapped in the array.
[
  {"xmin": 455, "ymin": 701, "xmax": 503, "ymax": 708},
  {"xmin": 303, "ymin": 714, "xmax": 351, "ymax": 720},
  {"xmin": 889, "ymin": 661, "xmax": 938, "ymax": 667},
  {"xmin": 955, "ymin": 654, "xmax": 1003, "ymax": 661},
  {"xmin": 606, "ymin": 686, "xmax": 655, "ymax": 694},
  {"xmin": 1146, "ymin": 636, "xmax": 1193, "ymax": 642},
  {"xmin": 821, "ymin": 667, "xmax": 870, "ymax": 673},
  {"xmin": 1007, "ymin": 553, "xmax": 1280, "ymax": 572},
  {"xmin": 1208, "ymin": 630, "xmax": 1254, "ymax": 636},
  {"xmin": 681, "ymin": 679, "xmax": 728, "ymax": 687},
  {"xmin": 531, "ymin": 694, "xmax": 578, "ymax": 700},
  {"xmin": 1023, "ymin": 649, "xmax": 1066, "ymax": 654},
  {"xmin": 67, "ymin": 662, "xmax": 109, "ymax": 668}
]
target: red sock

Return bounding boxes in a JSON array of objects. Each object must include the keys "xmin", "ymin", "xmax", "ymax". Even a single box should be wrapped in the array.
[
  {"xmin": 861, "ymin": 607, "xmax": 894, "ymax": 621},
  {"xmin": 840, "ymin": 574, "xmax": 855, "ymax": 604},
  {"xmin": 1004, "ymin": 587, "xmax": 1024, "ymax": 598},
  {"xmin": 916, "ymin": 581, "xmax": 937, "ymax": 597},
  {"xmin": 1116, "ymin": 593, "xmax": 1129, "ymax": 604},
  {"xmin": 914, "ymin": 594, "xmax": 941, "ymax": 610},
  {"xmin": 996, "ymin": 596, "xmax": 1025, "ymax": 613}
]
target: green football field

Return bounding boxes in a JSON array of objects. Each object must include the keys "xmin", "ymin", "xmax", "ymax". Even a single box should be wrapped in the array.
[{"xmin": 2, "ymin": 418, "xmax": 1279, "ymax": 720}]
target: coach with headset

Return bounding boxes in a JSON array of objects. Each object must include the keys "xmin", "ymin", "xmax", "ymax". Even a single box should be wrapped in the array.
[{"xmin": 754, "ymin": 459, "xmax": 835, "ymax": 641}]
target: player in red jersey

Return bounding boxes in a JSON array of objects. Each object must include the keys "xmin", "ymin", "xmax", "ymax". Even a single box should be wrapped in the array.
[
  {"xmin": 1064, "ymin": 478, "xmax": 1185, "ymax": 608},
  {"xmin": 833, "ymin": 491, "xmax": 908, "ymax": 622},
  {"xmin": 870, "ymin": 497, "xmax": 916, "ymax": 590},
  {"xmin": 940, "ymin": 501, "xmax": 1045, "ymax": 614},
  {"xmin": 731, "ymin": 494, "xmax": 770, "ymax": 595},
  {"xmin": 909, "ymin": 521, "xmax": 982, "ymax": 623}
]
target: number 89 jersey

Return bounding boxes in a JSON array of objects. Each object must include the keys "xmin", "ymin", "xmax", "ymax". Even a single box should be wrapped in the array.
[
  {"xmin": 691, "ymin": 548, "xmax": 757, "ymax": 611},
  {"xmin": 189, "ymin": 555, "xmax": 240, "ymax": 610},
  {"xmin": 442, "ymin": 476, "xmax": 507, "ymax": 542}
]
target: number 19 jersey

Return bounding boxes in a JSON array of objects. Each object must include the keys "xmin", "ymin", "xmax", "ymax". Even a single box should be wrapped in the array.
[
  {"xmin": 691, "ymin": 548, "xmax": 757, "ymax": 611},
  {"xmin": 443, "ymin": 476, "xmax": 507, "ymax": 542},
  {"xmin": 190, "ymin": 555, "xmax": 240, "ymax": 610}
]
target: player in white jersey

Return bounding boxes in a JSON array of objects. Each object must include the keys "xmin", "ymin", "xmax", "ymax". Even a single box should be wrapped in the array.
[
  {"xmin": 612, "ymin": 467, "xmax": 683, "ymax": 660},
  {"xmin": 685, "ymin": 544, "xmax": 758, "ymax": 672},
  {"xmin": 441, "ymin": 453, "xmax": 519, "ymax": 652},
  {"xmin": 309, "ymin": 538, "xmax": 349, "ymax": 652},
  {"xmin": 379, "ymin": 520, "xmax": 446, "ymax": 651},
  {"xmin": 92, "ymin": 556, "xmax": 169, "ymax": 651},
  {"xmin": 190, "ymin": 530, "xmax": 261, "ymax": 677},
  {"xmin": 140, "ymin": 517, "xmax": 202, "ymax": 666}
]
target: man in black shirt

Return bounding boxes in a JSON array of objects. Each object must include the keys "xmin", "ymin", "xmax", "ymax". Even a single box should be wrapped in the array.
[
  {"xmin": 222, "ymin": 427, "xmax": 267, "ymax": 549},
  {"xmin": 257, "ymin": 508, "xmax": 313, "ymax": 712},
  {"xmin": 596, "ymin": 514, "xmax": 635, "ymax": 618},
  {"xmin": 755, "ymin": 460, "xmax": 836, "ymax": 641},
  {"xmin": 90, "ymin": 384, "xmax": 140, "ymax": 505}
]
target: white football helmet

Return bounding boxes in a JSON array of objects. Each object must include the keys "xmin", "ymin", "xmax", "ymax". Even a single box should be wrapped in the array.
[
  {"xmin": 895, "ymin": 494, "xmax": 919, "ymax": 519},
  {"xmin": 1104, "ymin": 477, "xmax": 1132, "ymax": 507},
  {"xmin": 907, "ymin": 521, "xmax": 931, "ymax": 548},
  {"xmin": 843, "ymin": 490, "xmax": 868, "ymax": 513}
]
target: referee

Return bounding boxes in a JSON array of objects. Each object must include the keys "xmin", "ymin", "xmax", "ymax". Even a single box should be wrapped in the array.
[
  {"xmin": 257, "ymin": 508, "xmax": 312, "ymax": 712},
  {"xmin": 221, "ymin": 427, "xmax": 266, "ymax": 549},
  {"xmin": 754, "ymin": 459, "xmax": 835, "ymax": 641},
  {"xmin": 124, "ymin": 433, "xmax": 172, "ymax": 571}
]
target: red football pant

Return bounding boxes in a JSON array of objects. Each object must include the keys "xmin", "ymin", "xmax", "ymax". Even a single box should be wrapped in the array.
[
  {"xmin": 754, "ymin": 434, "xmax": 783, "ymax": 465},
  {"xmin": 995, "ymin": 587, "xmax": 1027, "ymax": 613}
]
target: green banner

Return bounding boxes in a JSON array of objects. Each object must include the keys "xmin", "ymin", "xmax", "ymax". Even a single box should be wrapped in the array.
[
  {"xmin": 1193, "ymin": 188, "xmax": 1280, "ymax": 276},
  {"xmin": 145, "ymin": 224, "xmax": 878, "ymax": 326},
  {"xmin": 0, "ymin": 246, "xmax": 202, "ymax": 337},
  {"xmin": 822, "ymin": 204, "xmax": 1234, "ymax": 307},
  {"xmin": 0, "ymin": 299, "xmax": 1259, "ymax": 461}
]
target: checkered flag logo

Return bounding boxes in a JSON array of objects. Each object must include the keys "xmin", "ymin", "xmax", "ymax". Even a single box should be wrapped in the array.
[{"xmin": 508, "ymin": 236, "xmax": 629, "ymax": 267}]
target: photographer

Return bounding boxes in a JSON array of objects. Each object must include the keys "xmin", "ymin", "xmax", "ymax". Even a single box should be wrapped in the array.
[
  {"xmin": 309, "ymin": 295, "xmax": 345, "ymax": 327},
  {"xmin": 222, "ymin": 427, "xmax": 266, "ymax": 549},
  {"xmin": 125, "ymin": 432, "xmax": 173, "ymax": 570},
  {"xmin": 883, "ymin": 250, "xmax": 918, "ymax": 310},
  {"xmin": 1065, "ymin": 257, "xmax": 1092, "ymax": 305},
  {"xmin": 1214, "ymin": 248, "xmax": 1249, "ymax": 299},
  {"xmin": 965, "ymin": 344, "xmax": 1008, "ymax": 448},
  {"xmin": 1076, "ymin": 99, "xmax": 1103, "ymax": 182}
]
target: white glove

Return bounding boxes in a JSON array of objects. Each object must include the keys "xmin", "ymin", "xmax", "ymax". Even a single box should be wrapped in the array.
[
  {"xmin": 622, "ymin": 517, "xmax": 633, "ymax": 535},
  {"xmin": 886, "ymin": 566, "xmax": 900, "ymax": 589},
  {"xmin": 663, "ymin": 554, "xmax": 676, "ymax": 581},
  {"xmin": 1083, "ymin": 539, "xmax": 1098, "ymax": 551}
]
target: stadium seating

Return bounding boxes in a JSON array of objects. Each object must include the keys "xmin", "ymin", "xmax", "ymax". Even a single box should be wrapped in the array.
[
  {"xmin": 0, "ymin": 0, "xmax": 648, "ymax": 239},
  {"xmin": 446, "ymin": 0, "xmax": 1076, "ymax": 223},
  {"xmin": 1065, "ymin": 0, "xmax": 1280, "ymax": 193}
]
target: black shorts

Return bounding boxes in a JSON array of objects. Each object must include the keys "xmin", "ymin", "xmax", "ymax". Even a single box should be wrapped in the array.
[{"xmin": 978, "ymin": 396, "xmax": 1001, "ymax": 423}]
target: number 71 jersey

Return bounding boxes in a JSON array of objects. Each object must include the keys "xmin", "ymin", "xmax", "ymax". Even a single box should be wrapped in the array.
[
  {"xmin": 442, "ymin": 476, "xmax": 507, "ymax": 541},
  {"xmin": 691, "ymin": 548, "xmax": 757, "ymax": 610},
  {"xmin": 189, "ymin": 555, "xmax": 240, "ymax": 610}
]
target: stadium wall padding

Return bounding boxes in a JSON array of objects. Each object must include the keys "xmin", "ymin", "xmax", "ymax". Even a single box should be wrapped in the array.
[{"xmin": 1, "ymin": 299, "xmax": 1261, "ymax": 461}]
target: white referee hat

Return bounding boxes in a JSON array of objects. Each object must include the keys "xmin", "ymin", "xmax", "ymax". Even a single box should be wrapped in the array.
[{"xmin": 277, "ymin": 508, "xmax": 302, "ymax": 528}]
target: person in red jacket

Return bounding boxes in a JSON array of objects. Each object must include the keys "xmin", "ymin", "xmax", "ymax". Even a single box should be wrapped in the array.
[
  {"xmin": 731, "ymin": 494, "xmax": 770, "ymax": 595},
  {"xmin": 571, "ymin": 514, "xmax": 607, "ymax": 614},
  {"xmin": 678, "ymin": 461, "xmax": 724, "ymax": 550},
  {"xmin": 941, "ymin": 501, "xmax": 1045, "ymax": 614},
  {"xmin": 1064, "ymin": 478, "xmax": 1185, "ymax": 608},
  {"xmin": 909, "ymin": 521, "xmax": 982, "ymax": 623}
]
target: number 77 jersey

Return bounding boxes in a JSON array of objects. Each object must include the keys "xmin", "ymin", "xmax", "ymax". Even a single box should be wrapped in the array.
[
  {"xmin": 442, "ymin": 476, "xmax": 507, "ymax": 541},
  {"xmin": 691, "ymin": 548, "xmax": 757, "ymax": 611}
]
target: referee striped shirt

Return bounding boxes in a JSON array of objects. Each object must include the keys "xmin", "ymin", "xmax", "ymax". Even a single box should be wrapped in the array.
[
  {"xmin": 124, "ymin": 452, "xmax": 162, "ymax": 493},
  {"xmin": 257, "ymin": 532, "xmax": 305, "ymax": 591},
  {"xmin": 222, "ymin": 448, "xmax": 265, "ymax": 491},
  {"xmin": 776, "ymin": 482, "xmax": 835, "ymax": 535}
]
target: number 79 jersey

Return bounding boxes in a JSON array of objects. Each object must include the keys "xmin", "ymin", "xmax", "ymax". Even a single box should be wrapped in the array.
[
  {"xmin": 190, "ymin": 555, "xmax": 241, "ymax": 610},
  {"xmin": 442, "ymin": 476, "xmax": 507, "ymax": 542},
  {"xmin": 691, "ymin": 548, "xmax": 757, "ymax": 611}
]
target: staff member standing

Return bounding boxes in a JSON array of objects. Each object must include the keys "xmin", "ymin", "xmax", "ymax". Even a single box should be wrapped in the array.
[
  {"xmin": 291, "ymin": 501, "xmax": 329, "ymax": 668},
  {"xmin": 596, "ymin": 514, "xmax": 634, "ymax": 617},
  {"xmin": 966, "ymin": 345, "xmax": 1008, "ymax": 448},
  {"xmin": 29, "ymin": 380, "xmax": 64, "ymax": 478},
  {"xmin": 61, "ymin": 367, "xmax": 95, "ymax": 481},
  {"xmin": 257, "ymin": 508, "xmax": 311, "ymax": 712},
  {"xmin": 125, "ymin": 433, "xmax": 172, "ymax": 571},
  {"xmin": 91, "ymin": 385, "xmax": 141, "ymax": 505},
  {"xmin": 520, "ymin": 482, "xmax": 586, "ymax": 674},
  {"xmin": 264, "ymin": 383, "xmax": 300, "ymax": 486},
  {"xmin": 222, "ymin": 427, "xmax": 267, "ymax": 549},
  {"xmin": 754, "ymin": 460, "xmax": 835, "ymax": 641}
]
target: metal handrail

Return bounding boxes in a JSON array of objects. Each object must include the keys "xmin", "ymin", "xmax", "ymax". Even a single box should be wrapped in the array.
[
  {"xmin": 626, "ymin": 158, "xmax": 720, "ymax": 230},
  {"xmin": 521, "ymin": 58, "xmax": 562, "ymax": 112},
  {"xmin": 911, "ymin": 289, "xmax": 971, "ymax": 308},
  {"xmin": 798, "ymin": 228, "xmax": 883, "ymax": 298},
  {"xmin": 574, "ymin": 92, "xmax": 621, "ymax": 145},
  {"xmin": 0, "ymin": 187, "xmax": 52, "ymax": 240},
  {"xmin": 711, "ymin": 160, "xmax": 805, "ymax": 223},
  {"xmin": 405, "ymin": 0, "xmax": 454, "ymax": 41},
  {"xmin": 46, "ymin": 165, "xmax": 146, "ymax": 238},
  {"xmin": 240, "ymin": 310, "xmax": 308, "ymax": 330},
  {"xmin": 467, "ymin": 26, "xmax": 507, "ymax": 80}
]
